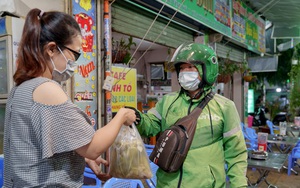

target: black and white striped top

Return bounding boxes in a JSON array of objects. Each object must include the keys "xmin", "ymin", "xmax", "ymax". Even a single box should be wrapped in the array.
[{"xmin": 4, "ymin": 77, "xmax": 95, "ymax": 187}]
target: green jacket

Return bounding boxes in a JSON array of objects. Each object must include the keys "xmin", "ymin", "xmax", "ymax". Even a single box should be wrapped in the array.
[{"xmin": 137, "ymin": 91, "xmax": 248, "ymax": 188}]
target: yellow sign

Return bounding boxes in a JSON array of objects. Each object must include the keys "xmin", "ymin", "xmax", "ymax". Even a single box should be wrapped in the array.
[{"xmin": 111, "ymin": 66, "xmax": 137, "ymax": 112}]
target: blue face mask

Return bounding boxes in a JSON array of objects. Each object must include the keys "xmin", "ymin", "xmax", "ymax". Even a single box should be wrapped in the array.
[
  {"xmin": 50, "ymin": 47, "xmax": 77, "ymax": 83},
  {"xmin": 178, "ymin": 71, "xmax": 200, "ymax": 91}
]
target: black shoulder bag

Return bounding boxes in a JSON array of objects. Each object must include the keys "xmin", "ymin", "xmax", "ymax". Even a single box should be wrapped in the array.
[{"xmin": 149, "ymin": 92, "xmax": 215, "ymax": 173}]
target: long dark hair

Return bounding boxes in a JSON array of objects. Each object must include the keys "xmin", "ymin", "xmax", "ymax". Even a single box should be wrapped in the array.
[{"xmin": 13, "ymin": 8, "xmax": 81, "ymax": 86}]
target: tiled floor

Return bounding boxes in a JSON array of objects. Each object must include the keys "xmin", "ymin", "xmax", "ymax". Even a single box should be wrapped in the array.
[
  {"xmin": 142, "ymin": 165, "xmax": 300, "ymax": 188},
  {"xmin": 141, "ymin": 163, "xmax": 300, "ymax": 188},
  {"xmin": 246, "ymin": 162, "xmax": 300, "ymax": 188}
]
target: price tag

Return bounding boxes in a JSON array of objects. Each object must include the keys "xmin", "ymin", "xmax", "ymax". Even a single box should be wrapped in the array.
[{"xmin": 102, "ymin": 76, "xmax": 115, "ymax": 91}]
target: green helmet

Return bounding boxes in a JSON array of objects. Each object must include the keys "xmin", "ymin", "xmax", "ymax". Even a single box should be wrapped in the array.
[{"xmin": 170, "ymin": 43, "xmax": 218, "ymax": 86}]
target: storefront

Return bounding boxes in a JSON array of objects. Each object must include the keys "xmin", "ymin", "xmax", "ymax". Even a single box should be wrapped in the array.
[
  {"xmin": 110, "ymin": 0, "xmax": 198, "ymax": 112},
  {"xmin": 0, "ymin": 0, "xmax": 267, "ymax": 134},
  {"xmin": 111, "ymin": 0, "xmax": 266, "ymax": 123}
]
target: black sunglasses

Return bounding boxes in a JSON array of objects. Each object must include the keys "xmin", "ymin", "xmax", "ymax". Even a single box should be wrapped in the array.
[{"xmin": 62, "ymin": 45, "xmax": 81, "ymax": 61}]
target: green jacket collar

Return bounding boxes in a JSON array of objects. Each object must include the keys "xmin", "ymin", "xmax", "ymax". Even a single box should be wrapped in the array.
[{"xmin": 180, "ymin": 88, "xmax": 212, "ymax": 103}]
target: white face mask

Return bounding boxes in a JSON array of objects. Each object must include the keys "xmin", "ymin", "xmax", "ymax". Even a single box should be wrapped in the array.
[
  {"xmin": 178, "ymin": 71, "xmax": 200, "ymax": 91},
  {"xmin": 50, "ymin": 47, "xmax": 77, "ymax": 83}
]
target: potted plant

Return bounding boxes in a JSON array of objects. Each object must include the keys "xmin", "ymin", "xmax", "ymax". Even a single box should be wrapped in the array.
[
  {"xmin": 243, "ymin": 74, "xmax": 257, "ymax": 82},
  {"xmin": 238, "ymin": 59, "xmax": 257, "ymax": 82},
  {"xmin": 218, "ymin": 56, "xmax": 256, "ymax": 83},
  {"xmin": 112, "ymin": 36, "xmax": 136, "ymax": 65},
  {"xmin": 218, "ymin": 58, "xmax": 240, "ymax": 83},
  {"xmin": 289, "ymin": 61, "xmax": 300, "ymax": 118}
]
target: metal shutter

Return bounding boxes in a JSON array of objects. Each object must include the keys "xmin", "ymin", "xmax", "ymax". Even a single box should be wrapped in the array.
[
  {"xmin": 215, "ymin": 43, "xmax": 244, "ymax": 62},
  {"xmin": 111, "ymin": 1, "xmax": 194, "ymax": 48}
]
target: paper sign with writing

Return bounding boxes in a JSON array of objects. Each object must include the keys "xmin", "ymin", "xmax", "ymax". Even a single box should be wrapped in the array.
[{"xmin": 111, "ymin": 66, "xmax": 137, "ymax": 112}]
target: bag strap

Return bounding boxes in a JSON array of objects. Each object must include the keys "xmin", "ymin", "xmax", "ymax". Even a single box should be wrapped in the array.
[
  {"xmin": 181, "ymin": 91, "xmax": 215, "ymax": 134},
  {"xmin": 189, "ymin": 91, "xmax": 215, "ymax": 118},
  {"xmin": 177, "ymin": 91, "xmax": 214, "ymax": 188}
]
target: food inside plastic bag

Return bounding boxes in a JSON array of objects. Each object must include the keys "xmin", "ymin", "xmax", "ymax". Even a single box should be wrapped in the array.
[{"xmin": 109, "ymin": 124, "xmax": 152, "ymax": 179}]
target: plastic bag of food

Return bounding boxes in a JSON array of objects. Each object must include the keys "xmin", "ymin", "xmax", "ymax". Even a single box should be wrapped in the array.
[{"xmin": 109, "ymin": 124, "xmax": 152, "ymax": 179}]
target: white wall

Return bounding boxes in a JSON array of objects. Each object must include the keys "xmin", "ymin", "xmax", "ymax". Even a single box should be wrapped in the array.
[
  {"xmin": 132, "ymin": 48, "xmax": 169, "ymax": 75},
  {"xmin": 0, "ymin": 0, "xmax": 65, "ymax": 17},
  {"xmin": 233, "ymin": 73, "xmax": 244, "ymax": 121},
  {"xmin": 132, "ymin": 47, "xmax": 175, "ymax": 102},
  {"xmin": 223, "ymin": 73, "xmax": 244, "ymax": 121}
]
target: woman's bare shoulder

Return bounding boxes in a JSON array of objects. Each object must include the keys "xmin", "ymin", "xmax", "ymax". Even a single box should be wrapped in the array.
[{"xmin": 33, "ymin": 81, "xmax": 68, "ymax": 105}]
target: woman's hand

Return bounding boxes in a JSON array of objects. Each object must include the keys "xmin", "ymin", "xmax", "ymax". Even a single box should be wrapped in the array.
[
  {"xmin": 124, "ymin": 106, "xmax": 141, "ymax": 125},
  {"xmin": 85, "ymin": 156, "xmax": 112, "ymax": 181},
  {"xmin": 116, "ymin": 107, "xmax": 137, "ymax": 126}
]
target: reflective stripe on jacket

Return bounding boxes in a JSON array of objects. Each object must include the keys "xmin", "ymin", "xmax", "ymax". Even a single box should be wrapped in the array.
[{"xmin": 137, "ymin": 91, "xmax": 248, "ymax": 188}]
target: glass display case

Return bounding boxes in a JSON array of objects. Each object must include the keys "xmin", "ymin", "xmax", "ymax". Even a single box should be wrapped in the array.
[
  {"xmin": 0, "ymin": 36, "xmax": 13, "ymax": 98},
  {"xmin": 0, "ymin": 101, "xmax": 6, "ymax": 154},
  {"xmin": 0, "ymin": 16, "xmax": 25, "ymax": 154}
]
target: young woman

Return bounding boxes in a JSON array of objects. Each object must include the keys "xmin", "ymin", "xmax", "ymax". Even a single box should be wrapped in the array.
[{"xmin": 4, "ymin": 8, "xmax": 136, "ymax": 187}]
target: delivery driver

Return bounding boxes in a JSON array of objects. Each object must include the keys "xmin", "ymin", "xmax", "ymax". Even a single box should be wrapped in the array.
[{"xmin": 131, "ymin": 43, "xmax": 248, "ymax": 187}]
